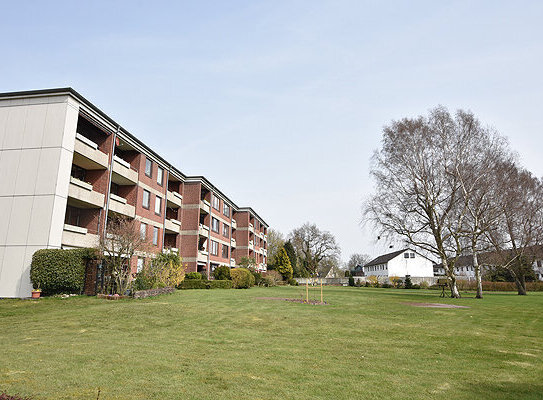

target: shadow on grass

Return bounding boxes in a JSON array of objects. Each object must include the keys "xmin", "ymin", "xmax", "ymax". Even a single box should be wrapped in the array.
[{"xmin": 462, "ymin": 381, "xmax": 543, "ymax": 400}]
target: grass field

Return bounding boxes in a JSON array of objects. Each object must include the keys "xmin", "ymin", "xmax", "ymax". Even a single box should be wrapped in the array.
[{"xmin": 1, "ymin": 287, "xmax": 542, "ymax": 400}]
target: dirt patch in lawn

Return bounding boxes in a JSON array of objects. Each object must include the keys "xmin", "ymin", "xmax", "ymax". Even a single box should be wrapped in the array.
[
  {"xmin": 256, "ymin": 297, "xmax": 328, "ymax": 305},
  {"xmin": 402, "ymin": 302, "xmax": 470, "ymax": 309}
]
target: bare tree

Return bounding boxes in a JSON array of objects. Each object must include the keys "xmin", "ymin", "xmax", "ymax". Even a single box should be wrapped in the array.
[
  {"xmin": 365, "ymin": 107, "xmax": 492, "ymax": 298},
  {"xmin": 100, "ymin": 216, "xmax": 154, "ymax": 294},
  {"xmin": 266, "ymin": 228, "xmax": 285, "ymax": 267},
  {"xmin": 347, "ymin": 253, "xmax": 371, "ymax": 270},
  {"xmin": 455, "ymin": 125, "xmax": 511, "ymax": 299},
  {"xmin": 486, "ymin": 162, "xmax": 543, "ymax": 295},
  {"xmin": 290, "ymin": 223, "xmax": 341, "ymax": 277}
]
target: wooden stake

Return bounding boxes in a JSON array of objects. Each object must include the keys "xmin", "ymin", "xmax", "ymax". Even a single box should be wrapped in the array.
[
  {"xmin": 320, "ymin": 278, "xmax": 323, "ymax": 303},
  {"xmin": 306, "ymin": 279, "xmax": 309, "ymax": 302}
]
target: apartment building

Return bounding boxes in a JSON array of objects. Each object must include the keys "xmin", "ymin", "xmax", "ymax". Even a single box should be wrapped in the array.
[{"xmin": 0, "ymin": 88, "xmax": 268, "ymax": 297}]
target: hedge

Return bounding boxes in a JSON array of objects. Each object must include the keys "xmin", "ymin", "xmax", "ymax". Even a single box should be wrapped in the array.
[
  {"xmin": 177, "ymin": 280, "xmax": 232, "ymax": 290},
  {"xmin": 230, "ymin": 268, "xmax": 255, "ymax": 289},
  {"xmin": 30, "ymin": 248, "xmax": 96, "ymax": 296}
]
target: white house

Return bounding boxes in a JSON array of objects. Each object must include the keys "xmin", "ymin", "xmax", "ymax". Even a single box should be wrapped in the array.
[{"xmin": 363, "ymin": 249, "xmax": 435, "ymax": 279}]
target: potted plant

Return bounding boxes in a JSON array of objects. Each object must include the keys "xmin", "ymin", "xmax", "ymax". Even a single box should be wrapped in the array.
[{"xmin": 31, "ymin": 283, "xmax": 42, "ymax": 299}]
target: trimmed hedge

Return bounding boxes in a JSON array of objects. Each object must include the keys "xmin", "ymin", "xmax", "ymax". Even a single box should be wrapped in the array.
[
  {"xmin": 177, "ymin": 280, "xmax": 232, "ymax": 290},
  {"xmin": 230, "ymin": 268, "xmax": 255, "ymax": 289},
  {"xmin": 213, "ymin": 266, "xmax": 231, "ymax": 280},
  {"xmin": 30, "ymin": 248, "xmax": 96, "ymax": 296},
  {"xmin": 185, "ymin": 272, "xmax": 203, "ymax": 280}
]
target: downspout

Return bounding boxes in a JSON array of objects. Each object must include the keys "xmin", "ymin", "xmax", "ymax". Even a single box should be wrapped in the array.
[
  {"xmin": 102, "ymin": 126, "xmax": 120, "ymax": 238},
  {"xmin": 161, "ymin": 167, "xmax": 170, "ymax": 253}
]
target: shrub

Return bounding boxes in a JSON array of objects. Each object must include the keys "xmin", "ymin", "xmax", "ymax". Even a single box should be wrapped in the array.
[
  {"xmin": 213, "ymin": 266, "xmax": 231, "ymax": 281},
  {"xmin": 404, "ymin": 275, "xmax": 413, "ymax": 289},
  {"xmin": 263, "ymin": 270, "xmax": 282, "ymax": 286},
  {"xmin": 186, "ymin": 272, "xmax": 203, "ymax": 280},
  {"xmin": 345, "ymin": 270, "xmax": 351, "ymax": 277},
  {"xmin": 230, "ymin": 268, "xmax": 255, "ymax": 288},
  {"xmin": 365, "ymin": 281, "xmax": 371, "ymax": 287},
  {"xmin": 367, "ymin": 275, "xmax": 379, "ymax": 288},
  {"xmin": 208, "ymin": 280, "xmax": 233, "ymax": 289},
  {"xmin": 381, "ymin": 283, "xmax": 392, "ymax": 288},
  {"xmin": 178, "ymin": 280, "xmax": 209, "ymax": 290},
  {"xmin": 250, "ymin": 268, "xmax": 263, "ymax": 286},
  {"xmin": 261, "ymin": 276, "xmax": 276, "ymax": 287},
  {"xmin": 356, "ymin": 279, "xmax": 363, "ymax": 287},
  {"xmin": 275, "ymin": 247, "xmax": 293, "ymax": 279},
  {"xmin": 133, "ymin": 272, "xmax": 154, "ymax": 291},
  {"xmin": 390, "ymin": 276, "xmax": 403, "ymax": 288},
  {"xmin": 411, "ymin": 284, "xmax": 421, "ymax": 289},
  {"xmin": 419, "ymin": 280, "xmax": 430, "ymax": 289},
  {"xmin": 288, "ymin": 278, "xmax": 299, "ymax": 286},
  {"xmin": 348, "ymin": 276, "xmax": 355, "ymax": 286},
  {"xmin": 30, "ymin": 248, "xmax": 97, "ymax": 295}
]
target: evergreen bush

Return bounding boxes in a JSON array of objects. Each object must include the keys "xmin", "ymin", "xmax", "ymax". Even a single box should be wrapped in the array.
[
  {"xmin": 213, "ymin": 266, "xmax": 231, "ymax": 281},
  {"xmin": 30, "ymin": 248, "xmax": 97, "ymax": 295},
  {"xmin": 230, "ymin": 268, "xmax": 255, "ymax": 288}
]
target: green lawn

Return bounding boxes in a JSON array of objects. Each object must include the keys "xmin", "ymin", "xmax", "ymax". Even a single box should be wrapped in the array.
[{"xmin": 1, "ymin": 287, "xmax": 542, "ymax": 400}]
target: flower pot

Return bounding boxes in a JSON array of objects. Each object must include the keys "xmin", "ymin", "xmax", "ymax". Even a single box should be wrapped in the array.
[{"xmin": 31, "ymin": 291, "xmax": 41, "ymax": 299}]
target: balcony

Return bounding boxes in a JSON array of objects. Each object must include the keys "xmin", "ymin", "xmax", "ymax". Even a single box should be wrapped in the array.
[
  {"xmin": 249, "ymin": 223, "xmax": 254, "ymax": 233},
  {"xmin": 231, "ymin": 219, "xmax": 237, "ymax": 229},
  {"xmin": 73, "ymin": 133, "xmax": 109, "ymax": 169},
  {"xmin": 62, "ymin": 224, "xmax": 99, "ymax": 248},
  {"xmin": 112, "ymin": 155, "xmax": 138, "ymax": 185},
  {"xmin": 167, "ymin": 190, "xmax": 182, "ymax": 208},
  {"xmin": 68, "ymin": 177, "xmax": 104, "ymax": 208},
  {"xmin": 230, "ymin": 237, "xmax": 236, "ymax": 247},
  {"xmin": 163, "ymin": 247, "xmax": 179, "ymax": 254},
  {"xmin": 165, "ymin": 218, "xmax": 181, "ymax": 234},
  {"xmin": 200, "ymin": 200, "xmax": 210, "ymax": 214},
  {"xmin": 199, "ymin": 223, "xmax": 209, "ymax": 237},
  {"xmin": 230, "ymin": 258, "xmax": 236, "ymax": 267},
  {"xmin": 108, "ymin": 193, "xmax": 135, "ymax": 218},
  {"xmin": 264, "ymin": 234, "xmax": 267, "ymax": 241},
  {"xmin": 249, "ymin": 240, "xmax": 254, "ymax": 250},
  {"xmin": 197, "ymin": 250, "xmax": 209, "ymax": 263},
  {"xmin": 263, "ymin": 248, "xmax": 267, "ymax": 256}
]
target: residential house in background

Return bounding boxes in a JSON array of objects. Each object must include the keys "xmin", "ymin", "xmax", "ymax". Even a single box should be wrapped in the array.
[{"xmin": 362, "ymin": 249, "xmax": 435, "ymax": 279}]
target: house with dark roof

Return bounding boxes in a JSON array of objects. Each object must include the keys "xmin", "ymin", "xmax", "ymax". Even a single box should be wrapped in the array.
[{"xmin": 363, "ymin": 248, "xmax": 435, "ymax": 279}]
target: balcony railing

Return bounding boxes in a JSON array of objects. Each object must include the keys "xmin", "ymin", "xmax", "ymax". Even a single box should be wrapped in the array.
[
  {"xmin": 199, "ymin": 223, "xmax": 209, "ymax": 236},
  {"xmin": 62, "ymin": 224, "xmax": 99, "ymax": 248},
  {"xmin": 167, "ymin": 190, "xmax": 182, "ymax": 208},
  {"xmin": 231, "ymin": 219, "xmax": 237, "ymax": 229},
  {"xmin": 68, "ymin": 177, "xmax": 104, "ymax": 208},
  {"xmin": 230, "ymin": 258, "xmax": 236, "ymax": 266},
  {"xmin": 165, "ymin": 218, "xmax": 181, "ymax": 234},
  {"xmin": 112, "ymin": 156, "xmax": 138, "ymax": 184},
  {"xmin": 74, "ymin": 133, "xmax": 109, "ymax": 169},
  {"xmin": 109, "ymin": 193, "xmax": 135, "ymax": 218},
  {"xmin": 230, "ymin": 238, "xmax": 236, "ymax": 247},
  {"xmin": 200, "ymin": 200, "xmax": 210, "ymax": 214},
  {"xmin": 249, "ymin": 240, "xmax": 254, "ymax": 249},
  {"xmin": 249, "ymin": 223, "xmax": 254, "ymax": 233}
]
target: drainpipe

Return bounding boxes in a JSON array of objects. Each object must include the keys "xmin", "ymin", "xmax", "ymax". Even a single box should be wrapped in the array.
[
  {"xmin": 161, "ymin": 167, "xmax": 170, "ymax": 253},
  {"xmin": 102, "ymin": 126, "xmax": 120, "ymax": 238}
]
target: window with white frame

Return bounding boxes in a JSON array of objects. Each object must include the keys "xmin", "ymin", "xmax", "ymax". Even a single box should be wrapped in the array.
[
  {"xmin": 155, "ymin": 195, "xmax": 162, "ymax": 215},
  {"xmin": 145, "ymin": 158, "xmax": 152, "ymax": 177},
  {"xmin": 212, "ymin": 195, "xmax": 220, "ymax": 210},
  {"xmin": 223, "ymin": 203, "xmax": 230, "ymax": 217},
  {"xmin": 157, "ymin": 166, "xmax": 163, "ymax": 186},
  {"xmin": 142, "ymin": 190, "xmax": 150, "ymax": 209},
  {"xmin": 153, "ymin": 226, "xmax": 159, "ymax": 246},
  {"xmin": 222, "ymin": 224, "xmax": 229, "ymax": 238},
  {"xmin": 210, "ymin": 240, "xmax": 218, "ymax": 256},
  {"xmin": 140, "ymin": 222, "xmax": 147, "ymax": 239},
  {"xmin": 211, "ymin": 217, "xmax": 219, "ymax": 233},
  {"xmin": 137, "ymin": 257, "xmax": 144, "ymax": 272}
]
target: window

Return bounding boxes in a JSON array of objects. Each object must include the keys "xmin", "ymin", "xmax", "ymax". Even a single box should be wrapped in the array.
[
  {"xmin": 211, "ymin": 217, "xmax": 219, "ymax": 233},
  {"xmin": 222, "ymin": 224, "xmax": 229, "ymax": 238},
  {"xmin": 137, "ymin": 258, "xmax": 144, "ymax": 273},
  {"xmin": 153, "ymin": 226, "xmax": 159, "ymax": 246},
  {"xmin": 140, "ymin": 222, "xmax": 147, "ymax": 239},
  {"xmin": 212, "ymin": 195, "xmax": 220, "ymax": 210},
  {"xmin": 142, "ymin": 190, "xmax": 150, "ymax": 208},
  {"xmin": 64, "ymin": 206, "xmax": 81, "ymax": 227},
  {"xmin": 223, "ymin": 203, "xmax": 230, "ymax": 217},
  {"xmin": 210, "ymin": 240, "xmax": 218, "ymax": 256},
  {"xmin": 155, "ymin": 196, "xmax": 162, "ymax": 215},
  {"xmin": 145, "ymin": 158, "xmax": 152, "ymax": 177},
  {"xmin": 404, "ymin": 253, "xmax": 409, "ymax": 258},
  {"xmin": 222, "ymin": 244, "xmax": 229, "ymax": 258},
  {"xmin": 410, "ymin": 253, "xmax": 415, "ymax": 258},
  {"xmin": 71, "ymin": 164, "xmax": 86, "ymax": 181},
  {"xmin": 157, "ymin": 166, "xmax": 163, "ymax": 186}
]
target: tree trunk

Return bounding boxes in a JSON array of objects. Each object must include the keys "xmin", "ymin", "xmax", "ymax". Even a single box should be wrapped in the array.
[
  {"xmin": 443, "ymin": 258, "xmax": 461, "ymax": 298},
  {"xmin": 514, "ymin": 274, "xmax": 527, "ymax": 295},
  {"xmin": 473, "ymin": 250, "xmax": 483, "ymax": 299}
]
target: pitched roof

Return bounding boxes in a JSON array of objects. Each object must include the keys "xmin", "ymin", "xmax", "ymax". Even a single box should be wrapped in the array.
[{"xmin": 363, "ymin": 249, "xmax": 407, "ymax": 268}]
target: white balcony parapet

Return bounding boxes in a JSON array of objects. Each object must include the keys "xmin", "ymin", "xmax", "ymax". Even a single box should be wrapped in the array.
[
  {"xmin": 74, "ymin": 134, "xmax": 109, "ymax": 169},
  {"xmin": 199, "ymin": 223, "xmax": 209, "ymax": 236},
  {"xmin": 63, "ymin": 223, "xmax": 87, "ymax": 235},
  {"xmin": 62, "ymin": 224, "xmax": 99, "ymax": 248},
  {"xmin": 249, "ymin": 240, "xmax": 254, "ymax": 249},
  {"xmin": 230, "ymin": 258, "xmax": 235, "ymax": 266},
  {"xmin": 249, "ymin": 223, "xmax": 254, "ymax": 233},
  {"xmin": 197, "ymin": 250, "xmax": 209, "ymax": 263},
  {"xmin": 68, "ymin": 178, "xmax": 104, "ymax": 208},
  {"xmin": 167, "ymin": 190, "xmax": 182, "ymax": 207},
  {"xmin": 230, "ymin": 238, "xmax": 236, "ymax": 247},
  {"xmin": 163, "ymin": 247, "xmax": 179, "ymax": 254},
  {"xmin": 231, "ymin": 219, "xmax": 237, "ymax": 229},
  {"xmin": 200, "ymin": 200, "xmax": 210, "ymax": 214},
  {"xmin": 109, "ymin": 194, "xmax": 135, "ymax": 218},
  {"xmin": 165, "ymin": 218, "xmax": 181, "ymax": 234},
  {"xmin": 112, "ymin": 156, "xmax": 138, "ymax": 184}
]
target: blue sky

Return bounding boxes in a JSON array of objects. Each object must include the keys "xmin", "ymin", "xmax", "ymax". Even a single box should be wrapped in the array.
[{"xmin": 2, "ymin": 1, "xmax": 542, "ymax": 260}]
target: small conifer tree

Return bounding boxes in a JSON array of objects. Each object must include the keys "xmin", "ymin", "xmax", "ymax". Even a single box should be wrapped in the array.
[{"xmin": 275, "ymin": 247, "xmax": 293, "ymax": 280}]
